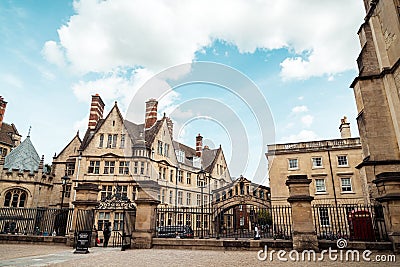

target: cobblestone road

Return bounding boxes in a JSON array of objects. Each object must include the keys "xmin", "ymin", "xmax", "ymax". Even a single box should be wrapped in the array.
[{"xmin": 0, "ymin": 244, "xmax": 399, "ymax": 267}]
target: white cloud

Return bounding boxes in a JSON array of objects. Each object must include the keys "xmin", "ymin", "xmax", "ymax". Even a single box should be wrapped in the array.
[
  {"xmin": 43, "ymin": 0, "xmax": 364, "ymax": 80},
  {"xmin": 42, "ymin": 41, "xmax": 66, "ymax": 67},
  {"xmin": 71, "ymin": 67, "xmax": 154, "ymax": 120},
  {"xmin": 301, "ymin": 115, "xmax": 314, "ymax": 127},
  {"xmin": 298, "ymin": 96, "xmax": 304, "ymax": 100},
  {"xmin": 292, "ymin": 105, "xmax": 308, "ymax": 113},
  {"xmin": 281, "ymin": 130, "xmax": 319, "ymax": 143}
]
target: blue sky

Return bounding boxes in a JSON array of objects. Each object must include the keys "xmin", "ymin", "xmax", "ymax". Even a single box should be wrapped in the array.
[{"xmin": 0, "ymin": 0, "xmax": 366, "ymax": 183}]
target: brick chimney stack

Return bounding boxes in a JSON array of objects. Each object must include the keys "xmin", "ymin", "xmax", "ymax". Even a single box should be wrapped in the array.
[
  {"xmin": 0, "ymin": 96, "xmax": 7, "ymax": 129},
  {"xmin": 339, "ymin": 116, "xmax": 351, "ymax": 139},
  {"xmin": 196, "ymin": 133, "xmax": 203, "ymax": 157},
  {"xmin": 88, "ymin": 94, "xmax": 105, "ymax": 130},
  {"xmin": 145, "ymin": 98, "xmax": 158, "ymax": 129},
  {"xmin": 166, "ymin": 117, "xmax": 173, "ymax": 137}
]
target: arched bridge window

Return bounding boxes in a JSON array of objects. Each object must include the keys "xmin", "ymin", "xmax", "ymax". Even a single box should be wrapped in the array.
[{"xmin": 3, "ymin": 189, "xmax": 27, "ymax": 207}]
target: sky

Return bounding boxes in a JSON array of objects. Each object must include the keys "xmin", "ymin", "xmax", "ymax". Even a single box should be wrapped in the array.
[{"xmin": 0, "ymin": 0, "xmax": 366, "ymax": 184}]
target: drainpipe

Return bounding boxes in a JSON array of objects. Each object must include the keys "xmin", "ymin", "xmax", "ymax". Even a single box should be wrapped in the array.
[{"xmin": 326, "ymin": 142, "xmax": 341, "ymax": 234}]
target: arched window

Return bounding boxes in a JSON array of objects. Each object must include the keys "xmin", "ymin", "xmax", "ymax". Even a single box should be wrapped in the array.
[{"xmin": 3, "ymin": 189, "xmax": 28, "ymax": 207}]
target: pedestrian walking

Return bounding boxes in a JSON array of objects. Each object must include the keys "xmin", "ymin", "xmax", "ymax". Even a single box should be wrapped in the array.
[
  {"xmin": 254, "ymin": 224, "xmax": 260, "ymax": 240},
  {"xmin": 103, "ymin": 223, "xmax": 112, "ymax": 247}
]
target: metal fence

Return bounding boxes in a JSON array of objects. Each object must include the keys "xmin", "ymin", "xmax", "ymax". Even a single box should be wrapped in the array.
[
  {"xmin": 155, "ymin": 205, "xmax": 292, "ymax": 239},
  {"xmin": 312, "ymin": 204, "xmax": 388, "ymax": 241},
  {"xmin": 0, "ymin": 207, "xmax": 73, "ymax": 236}
]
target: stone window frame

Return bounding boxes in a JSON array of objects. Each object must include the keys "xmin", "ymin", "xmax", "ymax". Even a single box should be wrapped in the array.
[
  {"xmin": 311, "ymin": 157, "xmax": 323, "ymax": 168},
  {"xmin": 164, "ymin": 143, "xmax": 169, "ymax": 157},
  {"xmin": 118, "ymin": 161, "xmax": 130, "ymax": 175},
  {"xmin": 107, "ymin": 134, "xmax": 112, "ymax": 148},
  {"xmin": 103, "ymin": 161, "xmax": 115, "ymax": 174},
  {"xmin": 340, "ymin": 177, "xmax": 353, "ymax": 192},
  {"xmin": 288, "ymin": 158, "xmax": 299, "ymax": 170},
  {"xmin": 100, "ymin": 185, "xmax": 113, "ymax": 200},
  {"xmin": 186, "ymin": 192, "xmax": 191, "ymax": 206},
  {"xmin": 178, "ymin": 170, "xmax": 183, "ymax": 183},
  {"xmin": 97, "ymin": 211, "xmax": 110, "ymax": 231},
  {"xmin": 120, "ymin": 134, "xmax": 125, "ymax": 148},
  {"xmin": 88, "ymin": 160, "xmax": 100, "ymax": 174},
  {"xmin": 337, "ymin": 155, "xmax": 349, "ymax": 167},
  {"xmin": 3, "ymin": 189, "xmax": 27, "ymax": 207},
  {"xmin": 315, "ymin": 178, "xmax": 326, "ymax": 193},
  {"xmin": 113, "ymin": 212, "xmax": 124, "ymax": 231},
  {"xmin": 99, "ymin": 134, "xmax": 104, "ymax": 148},
  {"xmin": 177, "ymin": 191, "xmax": 183, "ymax": 205},
  {"xmin": 318, "ymin": 207, "xmax": 330, "ymax": 226},
  {"xmin": 157, "ymin": 140, "xmax": 163, "ymax": 155}
]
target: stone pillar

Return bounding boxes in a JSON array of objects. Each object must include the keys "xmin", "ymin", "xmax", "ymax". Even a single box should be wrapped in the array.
[
  {"xmin": 286, "ymin": 175, "xmax": 318, "ymax": 251},
  {"xmin": 132, "ymin": 180, "xmax": 160, "ymax": 249},
  {"xmin": 373, "ymin": 172, "xmax": 400, "ymax": 251},
  {"xmin": 66, "ymin": 183, "xmax": 100, "ymax": 247}
]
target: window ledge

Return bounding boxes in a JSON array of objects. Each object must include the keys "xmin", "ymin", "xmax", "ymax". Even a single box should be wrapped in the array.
[
  {"xmin": 337, "ymin": 165, "xmax": 349, "ymax": 168},
  {"xmin": 315, "ymin": 192, "xmax": 328, "ymax": 195},
  {"xmin": 288, "ymin": 168, "xmax": 299, "ymax": 171},
  {"xmin": 312, "ymin": 166, "xmax": 324, "ymax": 169},
  {"xmin": 341, "ymin": 191, "xmax": 355, "ymax": 194}
]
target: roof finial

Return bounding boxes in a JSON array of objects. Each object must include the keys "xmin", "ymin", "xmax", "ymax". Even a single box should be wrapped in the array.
[{"xmin": 27, "ymin": 126, "xmax": 32, "ymax": 137}]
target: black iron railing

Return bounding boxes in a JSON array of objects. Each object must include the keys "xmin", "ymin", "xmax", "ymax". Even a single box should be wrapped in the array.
[
  {"xmin": 312, "ymin": 204, "xmax": 388, "ymax": 241},
  {"xmin": 0, "ymin": 207, "xmax": 73, "ymax": 236},
  {"xmin": 155, "ymin": 205, "xmax": 292, "ymax": 239}
]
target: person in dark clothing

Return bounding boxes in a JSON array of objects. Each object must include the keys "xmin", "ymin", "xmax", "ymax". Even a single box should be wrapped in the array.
[{"xmin": 103, "ymin": 223, "xmax": 112, "ymax": 247}]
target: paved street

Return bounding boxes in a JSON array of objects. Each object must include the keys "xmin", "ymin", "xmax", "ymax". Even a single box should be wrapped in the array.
[{"xmin": 0, "ymin": 244, "xmax": 399, "ymax": 267}]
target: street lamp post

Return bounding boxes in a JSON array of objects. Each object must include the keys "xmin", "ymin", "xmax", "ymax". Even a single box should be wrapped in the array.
[
  {"xmin": 197, "ymin": 168, "xmax": 206, "ymax": 239},
  {"xmin": 61, "ymin": 173, "xmax": 70, "ymax": 208}
]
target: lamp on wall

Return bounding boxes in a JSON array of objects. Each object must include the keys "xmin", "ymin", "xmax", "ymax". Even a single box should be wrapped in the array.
[
  {"xmin": 197, "ymin": 168, "xmax": 206, "ymax": 239},
  {"xmin": 60, "ymin": 172, "xmax": 70, "ymax": 208}
]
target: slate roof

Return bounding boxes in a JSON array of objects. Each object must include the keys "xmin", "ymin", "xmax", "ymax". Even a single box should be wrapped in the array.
[
  {"xmin": 4, "ymin": 136, "xmax": 40, "ymax": 172},
  {"xmin": 78, "ymin": 103, "xmax": 222, "ymax": 171},
  {"xmin": 0, "ymin": 122, "xmax": 20, "ymax": 147},
  {"xmin": 202, "ymin": 147, "xmax": 220, "ymax": 172}
]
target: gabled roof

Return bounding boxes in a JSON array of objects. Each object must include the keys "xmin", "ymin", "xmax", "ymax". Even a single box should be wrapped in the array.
[
  {"xmin": 54, "ymin": 132, "xmax": 81, "ymax": 159},
  {"xmin": 4, "ymin": 136, "xmax": 40, "ymax": 172},
  {"xmin": 172, "ymin": 141, "xmax": 196, "ymax": 158},
  {"xmin": 80, "ymin": 119, "xmax": 105, "ymax": 150},
  {"xmin": 77, "ymin": 102, "xmax": 225, "ymax": 173},
  {"xmin": 143, "ymin": 119, "xmax": 163, "ymax": 148},
  {"xmin": 0, "ymin": 122, "xmax": 20, "ymax": 147},
  {"xmin": 203, "ymin": 147, "xmax": 221, "ymax": 172},
  {"xmin": 80, "ymin": 102, "xmax": 124, "ymax": 151}
]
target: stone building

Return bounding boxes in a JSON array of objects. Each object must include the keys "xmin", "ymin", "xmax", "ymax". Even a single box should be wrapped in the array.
[
  {"xmin": 0, "ymin": 135, "xmax": 54, "ymax": 208},
  {"xmin": 350, "ymin": 0, "xmax": 400, "ymax": 249},
  {"xmin": 52, "ymin": 94, "xmax": 232, "ymax": 231},
  {"xmin": 0, "ymin": 96, "xmax": 54, "ymax": 209},
  {"xmin": 350, "ymin": 0, "xmax": 400, "ymax": 201},
  {"xmin": 266, "ymin": 117, "xmax": 366, "ymax": 206}
]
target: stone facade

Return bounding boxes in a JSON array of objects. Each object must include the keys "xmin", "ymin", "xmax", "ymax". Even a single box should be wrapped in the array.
[
  {"xmin": 0, "ymin": 139, "xmax": 54, "ymax": 208},
  {"xmin": 0, "ymin": 96, "xmax": 55, "ymax": 209},
  {"xmin": 351, "ymin": 0, "xmax": 400, "ymax": 190},
  {"xmin": 52, "ymin": 94, "xmax": 232, "ymax": 236},
  {"xmin": 266, "ymin": 118, "xmax": 366, "ymax": 206},
  {"xmin": 351, "ymin": 0, "xmax": 400, "ymax": 250}
]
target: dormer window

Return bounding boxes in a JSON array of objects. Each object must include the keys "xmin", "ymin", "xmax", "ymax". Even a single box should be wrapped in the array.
[{"xmin": 176, "ymin": 150, "xmax": 185, "ymax": 163}]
